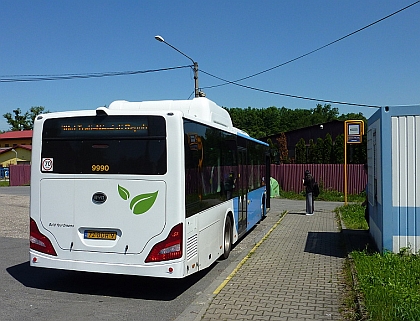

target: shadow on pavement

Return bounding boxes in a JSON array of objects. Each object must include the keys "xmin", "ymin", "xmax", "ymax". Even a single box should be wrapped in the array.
[
  {"xmin": 342, "ymin": 229, "xmax": 378, "ymax": 254},
  {"xmin": 303, "ymin": 230, "xmax": 378, "ymax": 258},
  {"xmin": 7, "ymin": 260, "xmax": 214, "ymax": 300},
  {"xmin": 304, "ymin": 231, "xmax": 346, "ymax": 258}
]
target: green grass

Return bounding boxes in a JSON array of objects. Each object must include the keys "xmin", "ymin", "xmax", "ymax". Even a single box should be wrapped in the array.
[
  {"xmin": 278, "ymin": 189, "xmax": 306, "ymax": 200},
  {"xmin": 278, "ymin": 188, "xmax": 366, "ymax": 203},
  {"xmin": 351, "ymin": 250, "xmax": 420, "ymax": 321},
  {"xmin": 334, "ymin": 203, "xmax": 368, "ymax": 230},
  {"xmin": 334, "ymin": 202, "xmax": 420, "ymax": 320},
  {"xmin": 0, "ymin": 181, "xmax": 9, "ymax": 187}
]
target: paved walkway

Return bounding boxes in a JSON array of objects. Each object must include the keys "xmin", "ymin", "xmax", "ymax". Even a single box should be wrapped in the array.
[{"xmin": 195, "ymin": 199, "xmax": 373, "ymax": 321}]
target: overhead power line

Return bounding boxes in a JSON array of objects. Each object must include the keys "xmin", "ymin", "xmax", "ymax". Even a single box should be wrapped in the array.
[
  {"xmin": 200, "ymin": 69, "xmax": 381, "ymax": 108},
  {"xmin": 0, "ymin": 65, "xmax": 192, "ymax": 83},
  {"xmin": 202, "ymin": 0, "xmax": 420, "ymax": 90},
  {"xmin": 1, "ymin": 1, "xmax": 418, "ymax": 108}
]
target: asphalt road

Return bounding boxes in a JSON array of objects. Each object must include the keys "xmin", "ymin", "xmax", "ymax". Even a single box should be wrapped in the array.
[
  {"xmin": 0, "ymin": 185, "xmax": 30, "ymax": 196},
  {"xmin": 0, "ymin": 187, "xmax": 283, "ymax": 321}
]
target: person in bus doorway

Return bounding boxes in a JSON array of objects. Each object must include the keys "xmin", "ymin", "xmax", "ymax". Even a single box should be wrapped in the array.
[
  {"xmin": 224, "ymin": 171, "xmax": 235, "ymax": 200},
  {"xmin": 361, "ymin": 163, "xmax": 369, "ymax": 232},
  {"xmin": 303, "ymin": 170, "xmax": 315, "ymax": 215}
]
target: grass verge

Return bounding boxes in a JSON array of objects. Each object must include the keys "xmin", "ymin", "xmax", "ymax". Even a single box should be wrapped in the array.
[
  {"xmin": 334, "ymin": 203, "xmax": 368, "ymax": 230},
  {"xmin": 0, "ymin": 181, "xmax": 10, "ymax": 187},
  {"xmin": 350, "ymin": 250, "xmax": 420, "ymax": 321},
  {"xmin": 333, "ymin": 201, "xmax": 420, "ymax": 320},
  {"xmin": 278, "ymin": 188, "xmax": 365, "ymax": 203}
]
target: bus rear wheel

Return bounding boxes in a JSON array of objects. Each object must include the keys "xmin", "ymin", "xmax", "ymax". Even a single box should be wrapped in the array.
[{"xmin": 222, "ymin": 217, "xmax": 232, "ymax": 259}]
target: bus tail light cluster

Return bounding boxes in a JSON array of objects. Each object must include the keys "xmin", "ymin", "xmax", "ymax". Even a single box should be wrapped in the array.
[
  {"xmin": 30, "ymin": 218, "xmax": 57, "ymax": 256},
  {"xmin": 145, "ymin": 223, "xmax": 183, "ymax": 263}
]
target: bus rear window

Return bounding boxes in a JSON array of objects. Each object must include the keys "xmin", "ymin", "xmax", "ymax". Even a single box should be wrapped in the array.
[{"xmin": 41, "ymin": 116, "xmax": 167, "ymax": 175}]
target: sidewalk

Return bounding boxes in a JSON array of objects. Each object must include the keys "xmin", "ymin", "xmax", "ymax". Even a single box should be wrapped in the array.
[{"xmin": 194, "ymin": 198, "xmax": 374, "ymax": 321}]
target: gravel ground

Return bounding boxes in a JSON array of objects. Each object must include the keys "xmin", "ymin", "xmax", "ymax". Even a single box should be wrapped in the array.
[{"xmin": 0, "ymin": 194, "xmax": 29, "ymax": 239}]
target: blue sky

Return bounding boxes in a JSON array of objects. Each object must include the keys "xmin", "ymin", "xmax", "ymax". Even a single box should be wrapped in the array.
[{"xmin": 1, "ymin": 1, "xmax": 419, "ymax": 131}]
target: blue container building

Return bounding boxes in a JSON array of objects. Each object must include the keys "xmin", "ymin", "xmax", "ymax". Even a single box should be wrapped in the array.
[{"xmin": 367, "ymin": 105, "xmax": 420, "ymax": 253}]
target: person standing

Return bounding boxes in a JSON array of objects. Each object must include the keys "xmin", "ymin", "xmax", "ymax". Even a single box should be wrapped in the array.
[{"xmin": 303, "ymin": 170, "xmax": 315, "ymax": 215}]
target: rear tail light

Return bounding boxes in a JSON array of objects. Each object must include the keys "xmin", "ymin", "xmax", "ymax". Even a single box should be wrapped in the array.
[
  {"xmin": 145, "ymin": 223, "xmax": 183, "ymax": 263},
  {"xmin": 30, "ymin": 218, "xmax": 57, "ymax": 256}
]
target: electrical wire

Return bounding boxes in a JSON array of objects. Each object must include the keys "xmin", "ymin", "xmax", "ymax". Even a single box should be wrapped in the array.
[
  {"xmin": 200, "ymin": 69, "xmax": 381, "ymax": 108},
  {"xmin": 1, "ymin": 1, "xmax": 418, "ymax": 108},
  {"xmin": 0, "ymin": 65, "xmax": 192, "ymax": 83},
  {"xmin": 202, "ymin": 0, "xmax": 420, "ymax": 90}
]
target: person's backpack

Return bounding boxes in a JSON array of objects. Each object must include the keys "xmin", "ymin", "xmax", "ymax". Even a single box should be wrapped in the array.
[{"xmin": 313, "ymin": 181, "xmax": 320, "ymax": 197}]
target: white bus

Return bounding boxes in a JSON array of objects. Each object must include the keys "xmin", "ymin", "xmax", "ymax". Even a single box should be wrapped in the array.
[{"xmin": 30, "ymin": 97, "xmax": 269, "ymax": 278}]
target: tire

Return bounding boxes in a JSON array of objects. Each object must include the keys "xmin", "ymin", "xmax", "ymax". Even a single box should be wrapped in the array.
[{"xmin": 222, "ymin": 217, "xmax": 232, "ymax": 259}]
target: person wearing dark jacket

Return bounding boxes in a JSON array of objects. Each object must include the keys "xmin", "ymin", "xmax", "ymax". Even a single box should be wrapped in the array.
[{"xmin": 303, "ymin": 170, "xmax": 315, "ymax": 215}]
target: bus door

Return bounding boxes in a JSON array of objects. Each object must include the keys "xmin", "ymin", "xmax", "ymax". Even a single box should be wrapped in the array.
[{"xmin": 237, "ymin": 147, "xmax": 248, "ymax": 235}]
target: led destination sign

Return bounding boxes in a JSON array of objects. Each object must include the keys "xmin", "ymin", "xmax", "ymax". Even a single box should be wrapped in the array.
[
  {"xmin": 41, "ymin": 115, "xmax": 167, "ymax": 175},
  {"xmin": 43, "ymin": 116, "xmax": 166, "ymax": 139},
  {"xmin": 61, "ymin": 122, "xmax": 148, "ymax": 133}
]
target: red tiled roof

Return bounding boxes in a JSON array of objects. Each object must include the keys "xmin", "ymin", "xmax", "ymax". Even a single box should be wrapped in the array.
[
  {"xmin": 0, "ymin": 130, "xmax": 33, "ymax": 140},
  {"xmin": 18, "ymin": 145, "xmax": 32, "ymax": 151},
  {"xmin": 0, "ymin": 144, "xmax": 32, "ymax": 155}
]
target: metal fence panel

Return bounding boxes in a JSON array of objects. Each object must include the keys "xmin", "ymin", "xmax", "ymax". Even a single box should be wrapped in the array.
[
  {"xmin": 9, "ymin": 164, "xmax": 31, "ymax": 186},
  {"xmin": 270, "ymin": 164, "xmax": 366, "ymax": 194}
]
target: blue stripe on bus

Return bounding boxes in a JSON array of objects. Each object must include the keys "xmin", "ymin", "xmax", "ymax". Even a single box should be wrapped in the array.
[
  {"xmin": 232, "ymin": 186, "xmax": 266, "ymax": 233},
  {"xmin": 237, "ymin": 132, "xmax": 269, "ymax": 146}
]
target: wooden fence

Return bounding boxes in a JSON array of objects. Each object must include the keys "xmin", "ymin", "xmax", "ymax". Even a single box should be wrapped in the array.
[{"xmin": 270, "ymin": 164, "xmax": 366, "ymax": 194}]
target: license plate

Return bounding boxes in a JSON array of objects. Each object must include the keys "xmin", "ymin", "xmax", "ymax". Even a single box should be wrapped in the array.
[{"xmin": 84, "ymin": 230, "xmax": 117, "ymax": 240}]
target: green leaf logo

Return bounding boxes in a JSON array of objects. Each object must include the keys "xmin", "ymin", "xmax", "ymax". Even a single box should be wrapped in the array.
[
  {"xmin": 129, "ymin": 191, "xmax": 159, "ymax": 215},
  {"xmin": 118, "ymin": 185, "xmax": 130, "ymax": 200},
  {"xmin": 117, "ymin": 185, "xmax": 158, "ymax": 215}
]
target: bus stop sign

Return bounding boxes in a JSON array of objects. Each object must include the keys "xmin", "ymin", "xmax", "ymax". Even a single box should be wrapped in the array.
[{"xmin": 345, "ymin": 120, "xmax": 364, "ymax": 144}]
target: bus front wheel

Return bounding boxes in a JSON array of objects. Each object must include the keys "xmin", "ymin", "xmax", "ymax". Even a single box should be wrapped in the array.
[{"xmin": 222, "ymin": 217, "xmax": 232, "ymax": 259}]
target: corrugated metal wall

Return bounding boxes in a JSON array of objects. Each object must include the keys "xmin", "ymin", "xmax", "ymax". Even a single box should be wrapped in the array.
[
  {"xmin": 6, "ymin": 163, "xmax": 365, "ymax": 192},
  {"xmin": 391, "ymin": 115, "xmax": 420, "ymax": 252},
  {"xmin": 9, "ymin": 164, "xmax": 31, "ymax": 186},
  {"xmin": 271, "ymin": 164, "xmax": 366, "ymax": 194}
]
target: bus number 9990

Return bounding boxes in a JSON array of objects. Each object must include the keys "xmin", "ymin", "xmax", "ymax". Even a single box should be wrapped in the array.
[{"xmin": 92, "ymin": 165, "xmax": 110, "ymax": 172}]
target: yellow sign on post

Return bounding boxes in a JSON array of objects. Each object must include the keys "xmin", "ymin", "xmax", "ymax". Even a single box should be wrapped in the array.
[{"xmin": 344, "ymin": 120, "xmax": 365, "ymax": 204}]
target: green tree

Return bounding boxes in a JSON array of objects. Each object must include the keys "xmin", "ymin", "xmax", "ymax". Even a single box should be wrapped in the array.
[
  {"xmin": 3, "ymin": 108, "xmax": 30, "ymax": 131},
  {"xmin": 307, "ymin": 139, "xmax": 316, "ymax": 163},
  {"xmin": 323, "ymin": 133, "xmax": 333, "ymax": 163},
  {"xmin": 267, "ymin": 138, "xmax": 279, "ymax": 164},
  {"xmin": 338, "ymin": 112, "xmax": 366, "ymax": 122},
  {"xmin": 333, "ymin": 134, "xmax": 345, "ymax": 163},
  {"xmin": 28, "ymin": 106, "xmax": 49, "ymax": 126},
  {"xmin": 354, "ymin": 135, "xmax": 367, "ymax": 164},
  {"xmin": 310, "ymin": 104, "xmax": 339, "ymax": 125},
  {"xmin": 225, "ymin": 107, "xmax": 265, "ymax": 138},
  {"xmin": 295, "ymin": 138, "xmax": 306, "ymax": 164},
  {"xmin": 224, "ymin": 104, "xmax": 368, "ymax": 164},
  {"xmin": 261, "ymin": 106, "xmax": 282, "ymax": 135},
  {"xmin": 3, "ymin": 106, "xmax": 49, "ymax": 130},
  {"xmin": 314, "ymin": 137, "xmax": 324, "ymax": 164},
  {"xmin": 276, "ymin": 132, "xmax": 289, "ymax": 163}
]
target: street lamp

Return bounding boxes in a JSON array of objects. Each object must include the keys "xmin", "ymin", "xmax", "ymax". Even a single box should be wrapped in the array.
[
  {"xmin": 11, "ymin": 148, "xmax": 17, "ymax": 165},
  {"xmin": 155, "ymin": 35, "xmax": 199, "ymax": 98}
]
